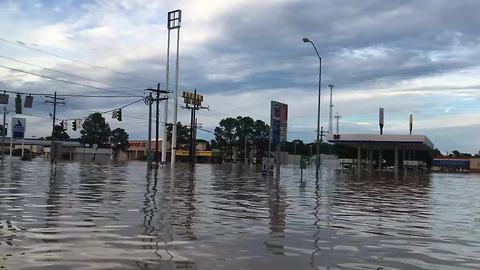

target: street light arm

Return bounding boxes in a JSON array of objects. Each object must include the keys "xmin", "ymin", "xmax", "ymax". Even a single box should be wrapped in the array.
[{"xmin": 307, "ymin": 41, "xmax": 321, "ymax": 62}]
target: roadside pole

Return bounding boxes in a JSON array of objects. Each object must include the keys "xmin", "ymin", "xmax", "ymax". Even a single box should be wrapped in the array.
[
  {"xmin": 9, "ymin": 135, "xmax": 12, "ymax": 157},
  {"xmin": 267, "ymin": 128, "xmax": 271, "ymax": 176},
  {"xmin": 147, "ymin": 93, "xmax": 153, "ymax": 165},
  {"xmin": 2, "ymin": 107, "xmax": 6, "ymax": 162}
]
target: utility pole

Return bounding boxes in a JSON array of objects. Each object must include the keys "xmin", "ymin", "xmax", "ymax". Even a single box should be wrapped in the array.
[
  {"xmin": 328, "ymin": 84, "xmax": 334, "ymax": 134},
  {"xmin": 145, "ymin": 93, "xmax": 153, "ymax": 164},
  {"xmin": 146, "ymin": 85, "xmax": 168, "ymax": 166},
  {"xmin": 319, "ymin": 126, "xmax": 326, "ymax": 159},
  {"xmin": 1, "ymin": 107, "xmax": 7, "ymax": 162},
  {"xmin": 334, "ymin": 112, "xmax": 341, "ymax": 134},
  {"xmin": 182, "ymin": 89, "xmax": 207, "ymax": 167},
  {"xmin": 45, "ymin": 92, "xmax": 65, "ymax": 162},
  {"xmin": 155, "ymin": 83, "xmax": 160, "ymax": 164},
  {"xmin": 267, "ymin": 127, "xmax": 272, "ymax": 175}
]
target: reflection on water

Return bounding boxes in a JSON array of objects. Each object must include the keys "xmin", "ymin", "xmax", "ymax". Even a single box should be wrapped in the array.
[{"xmin": 1, "ymin": 159, "xmax": 480, "ymax": 269}]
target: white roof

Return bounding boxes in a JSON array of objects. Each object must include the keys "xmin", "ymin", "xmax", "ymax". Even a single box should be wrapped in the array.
[{"xmin": 326, "ymin": 134, "xmax": 434, "ymax": 150}]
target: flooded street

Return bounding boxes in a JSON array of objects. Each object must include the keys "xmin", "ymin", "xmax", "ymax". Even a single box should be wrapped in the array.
[{"xmin": 1, "ymin": 159, "xmax": 480, "ymax": 269}]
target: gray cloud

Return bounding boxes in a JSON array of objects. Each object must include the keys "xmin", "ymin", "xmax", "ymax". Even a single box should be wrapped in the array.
[{"xmin": 1, "ymin": 0, "xmax": 480, "ymax": 152}]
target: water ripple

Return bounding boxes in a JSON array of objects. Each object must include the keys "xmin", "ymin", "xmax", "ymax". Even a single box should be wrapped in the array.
[{"xmin": 0, "ymin": 160, "xmax": 479, "ymax": 269}]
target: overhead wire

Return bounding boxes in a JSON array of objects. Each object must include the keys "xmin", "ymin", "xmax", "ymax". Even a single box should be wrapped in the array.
[
  {"xmin": 0, "ymin": 89, "xmax": 143, "ymax": 98},
  {"xmin": 0, "ymin": 64, "xmax": 141, "ymax": 96},
  {"xmin": 0, "ymin": 37, "xmax": 158, "ymax": 84},
  {"xmin": 0, "ymin": 55, "xmax": 145, "ymax": 92}
]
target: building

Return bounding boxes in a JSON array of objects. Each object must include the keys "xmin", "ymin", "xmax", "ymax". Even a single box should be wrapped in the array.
[
  {"xmin": 431, "ymin": 158, "xmax": 470, "ymax": 172},
  {"xmin": 327, "ymin": 133, "xmax": 434, "ymax": 172},
  {"xmin": 124, "ymin": 139, "xmax": 220, "ymax": 163}
]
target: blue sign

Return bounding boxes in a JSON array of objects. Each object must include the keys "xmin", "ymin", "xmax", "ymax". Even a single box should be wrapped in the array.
[
  {"xmin": 270, "ymin": 101, "xmax": 288, "ymax": 145},
  {"xmin": 12, "ymin": 117, "xmax": 26, "ymax": 139}
]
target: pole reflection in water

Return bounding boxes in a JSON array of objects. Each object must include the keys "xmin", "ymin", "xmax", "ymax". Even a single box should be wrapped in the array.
[
  {"xmin": 264, "ymin": 177, "xmax": 287, "ymax": 255},
  {"xmin": 0, "ymin": 160, "xmax": 480, "ymax": 269},
  {"xmin": 310, "ymin": 179, "xmax": 321, "ymax": 268}
]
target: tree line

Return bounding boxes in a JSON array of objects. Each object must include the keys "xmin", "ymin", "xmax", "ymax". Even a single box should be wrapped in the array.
[{"xmin": 47, "ymin": 112, "xmax": 129, "ymax": 160}]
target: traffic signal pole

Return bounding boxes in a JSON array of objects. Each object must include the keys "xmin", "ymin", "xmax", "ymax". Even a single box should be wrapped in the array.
[
  {"xmin": 45, "ymin": 92, "xmax": 65, "ymax": 162},
  {"xmin": 155, "ymin": 83, "xmax": 160, "ymax": 164},
  {"xmin": 145, "ymin": 85, "xmax": 168, "ymax": 167}
]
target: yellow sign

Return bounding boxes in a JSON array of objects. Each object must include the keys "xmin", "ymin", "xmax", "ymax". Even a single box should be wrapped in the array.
[{"xmin": 176, "ymin": 150, "xmax": 217, "ymax": 157}]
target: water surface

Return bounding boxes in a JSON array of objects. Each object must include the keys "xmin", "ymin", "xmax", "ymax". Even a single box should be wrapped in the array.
[{"xmin": 1, "ymin": 159, "xmax": 480, "ymax": 269}]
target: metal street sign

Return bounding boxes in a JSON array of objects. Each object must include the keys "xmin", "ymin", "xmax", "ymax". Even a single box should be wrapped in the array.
[
  {"xmin": 12, "ymin": 117, "xmax": 26, "ymax": 139},
  {"xmin": 271, "ymin": 101, "xmax": 288, "ymax": 145}
]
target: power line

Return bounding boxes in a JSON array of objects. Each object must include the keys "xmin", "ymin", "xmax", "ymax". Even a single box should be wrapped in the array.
[
  {"xmin": 0, "ymin": 38, "xmax": 158, "ymax": 84},
  {"xmin": 60, "ymin": 98, "xmax": 145, "ymax": 121},
  {"xmin": 0, "ymin": 89, "xmax": 143, "ymax": 98},
  {"xmin": 0, "ymin": 55, "xmax": 146, "ymax": 92},
  {"xmin": 0, "ymin": 64, "xmax": 138, "ymax": 95}
]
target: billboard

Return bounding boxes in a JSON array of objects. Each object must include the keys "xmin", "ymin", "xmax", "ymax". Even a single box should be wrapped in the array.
[
  {"xmin": 271, "ymin": 101, "xmax": 288, "ymax": 145},
  {"xmin": 12, "ymin": 117, "xmax": 26, "ymax": 139}
]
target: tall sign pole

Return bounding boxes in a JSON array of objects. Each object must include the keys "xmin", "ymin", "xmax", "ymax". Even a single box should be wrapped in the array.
[
  {"xmin": 271, "ymin": 101, "xmax": 288, "ymax": 178},
  {"xmin": 379, "ymin": 108, "xmax": 384, "ymax": 135},
  {"xmin": 167, "ymin": 9, "xmax": 182, "ymax": 168},
  {"xmin": 182, "ymin": 90, "xmax": 207, "ymax": 167},
  {"xmin": 409, "ymin": 113, "xmax": 413, "ymax": 135},
  {"xmin": 162, "ymin": 17, "xmax": 171, "ymax": 165}
]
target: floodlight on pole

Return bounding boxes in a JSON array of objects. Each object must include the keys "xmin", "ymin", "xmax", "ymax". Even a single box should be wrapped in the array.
[
  {"xmin": 302, "ymin": 37, "xmax": 322, "ymax": 172},
  {"xmin": 328, "ymin": 84, "xmax": 334, "ymax": 134},
  {"xmin": 166, "ymin": 9, "xmax": 182, "ymax": 168}
]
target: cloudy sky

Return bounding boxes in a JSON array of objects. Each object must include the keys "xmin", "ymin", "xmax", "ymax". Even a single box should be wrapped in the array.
[{"xmin": 0, "ymin": 0, "xmax": 479, "ymax": 154}]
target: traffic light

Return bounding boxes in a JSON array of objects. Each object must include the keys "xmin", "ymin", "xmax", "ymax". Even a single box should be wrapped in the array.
[
  {"xmin": 72, "ymin": 120, "xmax": 77, "ymax": 131},
  {"xmin": 15, "ymin": 93, "xmax": 22, "ymax": 114},
  {"xmin": 24, "ymin": 95, "xmax": 33, "ymax": 108},
  {"xmin": 116, "ymin": 109, "xmax": 122, "ymax": 121}
]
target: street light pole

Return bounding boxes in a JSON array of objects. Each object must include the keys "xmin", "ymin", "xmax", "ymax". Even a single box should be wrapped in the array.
[{"xmin": 303, "ymin": 37, "xmax": 321, "ymax": 171}]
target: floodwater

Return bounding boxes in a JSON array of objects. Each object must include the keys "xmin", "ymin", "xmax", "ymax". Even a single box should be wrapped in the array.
[{"xmin": 1, "ymin": 159, "xmax": 480, "ymax": 270}]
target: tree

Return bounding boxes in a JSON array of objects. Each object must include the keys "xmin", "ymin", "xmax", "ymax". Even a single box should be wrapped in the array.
[
  {"xmin": 213, "ymin": 116, "xmax": 271, "ymax": 161},
  {"xmin": 46, "ymin": 125, "xmax": 70, "ymax": 141},
  {"xmin": 432, "ymin": 148, "xmax": 443, "ymax": 157},
  {"xmin": 214, "ymin": 117, "xmax": 238, "ymax": 160},
  {"xmin": 110, "ymin": 128, "xmax": 129, "ymax": 161},
  {"xmin": 166, "ymin": 122, "xmax": 190, "ymax": 149},
  {"xmin": 80, "ymin": 113, "xmax": 111, "ymax": 148}
]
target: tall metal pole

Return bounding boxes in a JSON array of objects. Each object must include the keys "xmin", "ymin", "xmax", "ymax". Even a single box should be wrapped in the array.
[
  {"xmin": 316, "ymin": 55, "xmax": 321, "ymax": 169},
  {"xmin": 267, "ymin": 127, "xmax": 272, "ymax": 175},
  {"xmin": 171, "ymin": 21, "xmax": 181, "ymax": 167},
  {"xmin": 51, "ymin": 92, "xmax": 57, "ymax": 163},
  {"xmin": 52, "ymin": 91, "xmax": 57, "ymax": 139},
  {"xmin": 335, "ymin": 112, "xmax": 341, "ymax": 134},
  {"xmin": 303, "ymin": 38, "xmax": 322, "ymax": 174},
  {"xmin": 328, "ymin": 84, "xmax": 334, "ymax": 134},
  {"xmin": 162, "ymin": 29, "xmax": 171, "ymax": 164},
  {"xmin": 147, "ymin": 93, "xmax": 152, "ymax": 164},
  {"xmin": 155, "ymin": 83, "xmax": 160, "ymax": 164}
]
